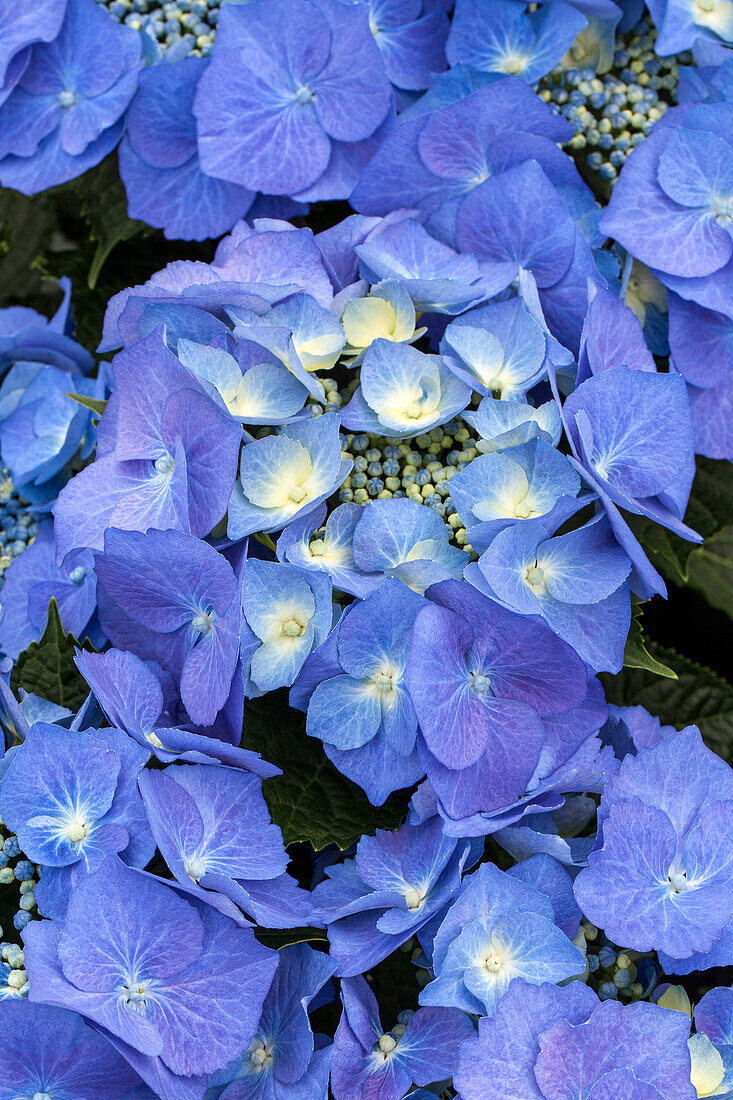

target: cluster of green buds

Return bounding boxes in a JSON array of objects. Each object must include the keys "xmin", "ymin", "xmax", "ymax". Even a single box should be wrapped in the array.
[
  {"xmin": 576, "ymin": 920, "xmax": 659, "ymax": 1003},
  {"xmin": 337, "ymin": 419, "xmax": 480, "ymax": 552},
  {"xmin": 94, "ymin": 0, "xmax": 219, "ymax": 56},
  {"xmin": 0, "ymin": 468, "xmax": 38, "ymax": 587},
  {"xmin": 0, "ymin": 819, "xmax": 39, "ymax": 956},
  {"xmin": 538, "ymin": 18, "xmax": 692, "ymax": 190}
]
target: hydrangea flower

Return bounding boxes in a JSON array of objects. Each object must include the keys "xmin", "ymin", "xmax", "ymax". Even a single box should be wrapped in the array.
[
  {"xmin": 0, "ymin": 0, "xmax": 141, "ymax": 194},
  {"xmin": 405, "ymin": 580, "xmax": 597, "ymax": 820},
  {"xmin": 210, "ymin": 943, "xmax": 336, "ymax": 1099},
  {"xmin": 366, "ymin": 0, "xmax": 450, "ymax": 92},
  {"xmin": 0, "ymin": 277, "xmax": 93, "ymax": 378},
  {"xmin": 340, "ymin": 339, "xmax": 471, "ymax": 438},
  {"xmin": 351, "ymin": 80, "xmax": 576, "ymax": 237},
  {"xmin": 227, "ymin": 412, "xmax": 351, "ymax": 540},
  {"xmin": 277, "ymin": 503, "xmax": 383, "ymax": 598},
  {"xmin": 0, "ymin": 363, "xmax": 97, "ymax": 504},
  {"xmin": 354, "ymin": 216, "xmax": 495, "ymax": 314},
  {"xmin": 241, "ymin": 560, "xmax": 333, "ymax": 696},
  {"xmin": 350, "ymin": 497, "xmax": 468, "ymax": 593},
  {"xmin": 194, "ymin": 0, "xmax": 392, "ymax": 197},
  {"xmin": 646, "ymin": 0, "xmax": 733, "ymax": 54},
  {"xmin": 312, "ymin": 817, "xmax": 476, "ymax": 974},
  {"xmin": 448, "ymin": 439, "xmax": 584, "ymax": 555},
  {"xmin": 52, "ymin": 328, "xmax": 243, "ymax": 560},
  {"xmin": 95, "ymin": 528, "xmax": 241, "ymax": 726},
  {"xmin": 446, "ymin": 0, "xmax": 588, "ymax": 82},
  {"xmin": 119, "ymin": 57, "xmax": 255, "ymax": 242},
  {"xmin": 340, "ymin": 280, "xmax": 425, "ymax": 365},
  {"xmin": 600, "ymin": 104, "xmax": 733, "ymax": 319},
  {"xmin": 23, "ymin": 858, "xmax": 278, "ymax": 1081},
  {"xmin": 175, "ymin": 339, "xmax": 309, "ymax": 425},
  {"xmin": 74, "ymin": 647, "xmax": 280, "ymax": 774},
  {"xmin": 419, "ymin": 860, "xmax": 584, "ymax": 1016},
  {"xmin": 331, "ymin": 975, "xmax": 474, "ymax": 1100},
  {"xmin": 0, "ymin": 519, "xmax": 98, "ymax": 658},
  {"xmin": 0, "ymin": 1, "xmax": 69, "ymax": 105},
  {"xmin": 0, "ymin": 1000, "xmax": 153, "ymax": 1098},
  {"xmin": 694, "ymin": 986, "xmax": 733, "ymax": 1098},
  {"xmin": 560, "ymin": 362, "xmax": 700, "ymax": 597},
  {"xmin": 441, "ymin": 297, "xmax": 549, "ymax": 399},
  {"xmin": 574, "ymin": 727, "xmax": 733, "ymax": 967},
  {"xmin": 455, "ymin": 160, "xmax": 603, "ymax": 351},
  {"xmin": 668, "ymin": 294, "xmax": 733, "ymax": 460},
  {"xmin": 454, "ymin": 980, "xmax": 697, "ymax": 1100},
  {"xmin": 139, "ymin": 763, "xmax": 313, "ymax": 929},
  {"xmin": 463, "ymin": 395, "xmax": 562, "ymax": 453},
  {"xmin": 0, "ymin": 722, "xmax": 153, "ymax": 918},
  {"xmin": 292, "ymin": 578, "xmax": 427, "ymax": 804},
  {"xmin": 470, "ymin": 515, "xmax": 632, "ymax": 672}
]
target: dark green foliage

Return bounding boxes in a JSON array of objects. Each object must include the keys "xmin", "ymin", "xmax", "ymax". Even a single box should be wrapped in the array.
[
  {"xmin": 241, "ymin": 691, "xmax": 412, "ymax": 850},
  {"xmin": 11, "ymin": 598, "xmax": 96, "ymax": 712}
]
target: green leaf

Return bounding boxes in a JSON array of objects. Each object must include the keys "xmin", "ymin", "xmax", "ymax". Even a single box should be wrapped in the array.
[
  {"xmin": 11, "ymin": 598, "xmax": 97, "ymax": 711},
  {"xmin": 623, "ymin": 599, "xmax": 677, "ymax": 679},
  {"xmin": 241, "ymin": 691, "xmax": 412, "ymax": 850},
  {"xmin": 69, "ymin": 156, "xmax": 146, "ymax": 288},
  {"xmin": 66, "ymin": 392, "xmax": 108, "ymax": 418},
  {"xmin": 602, "ymin": 645, "xmax": 733, "ymax": 764},
  {"xmin": 0, "ymin": 187, "xmax": 57, "ymax": 304},
  {"xmin": 627, "ymin": 458, "xmax": 733, "ymax": 617}
]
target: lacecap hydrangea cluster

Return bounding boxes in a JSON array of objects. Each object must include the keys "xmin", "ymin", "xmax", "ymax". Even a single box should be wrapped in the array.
[{"xmin": 1, "ymin": 2, "xmax": 733, "ymax": 1100}]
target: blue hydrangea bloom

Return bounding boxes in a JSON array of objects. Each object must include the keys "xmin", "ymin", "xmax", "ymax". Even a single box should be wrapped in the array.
[
  {"xmin": 292, "ymin": 577, "xmax": 427, "ymax": 804},
  {"xmin": 210, "ymin": 943, "xmax": 336, "ymax": 1100},
  {"xmin": 277, "ymin": 503, "xmax": 383, "ymax": 598},
  {"xmin": 194, "ymin": 0, "xmax": 392, "ymax": 197},
  {"xmin": 419, "ymin": 860, "xmax": 584, "ymax": 1016},
  {"xmin": 119, "ymin": 57, "xmax": 255, "ymax": 242},
  {"xmin": 0, "ymin": 277, "xmax": 94, "ymax": 378},
  {"xmin": 0, "ymin": 721, "xmax": 153, "ymax": 917},
  {"xmin": 561, "ymin": 362, "xmax": 700, "ymax": 598},
  {"xmin": 405, "ymin": 580, "xmax": 598, "ymax": 819},
  {"xmin": 354, "ymin": 216, "xmax": 496, "ymax": 314},
  {"xmin": 454, "ymin": 981, "xmax": 697, "ymax": 1100},
  {"xmin": 470, "ymin": 515, "xmax": 632, "ymax": 673},
  {"xmin": 23, "ymin": 858, "xmax": 278, "ymax": 1081},
  {"xmin": 351, "ymin": 80, "xmax": 575, "ymax": 236},
  {"xmin": 446, "ymin": 0, "xmax": 588, "ymax": 82},
  {"xmin": 574, "ymin": 726, "xmax": 733, "ymax": 966},
  {"xmin": 139, "ymin": 763, "xmax": 314, "ymax": 929},
  {"xmin": 99, "ymin": 220, "xmax": 334, "ymax": 353},
  {"xmin": 600, "ymin": 104, "xmax": 733, "ymax": 319},
  {"xmin": 176, "ymin": 339, "xmax": 309, "ymax": 425},
  {"xmin": 341, "ymin": 339, "xmax": 471, "ymax": 437},
  {"xmin": 52, "ymin": 328, "xmax": 243, "ymax": 560},
  {"xmin": 463, "ymin": 395, "xmax": 562, "ymax": 453},
  {"xmin": 228, "ymin": 412, "xmax": 351, "ymax": 540},
  {"xmin": 366, "ymin": 0, "xmax": 450, "ymax": 92},
  {"xmin": 241, "ymin": 559, "xmax": 333, "ymax": 696},
  {"xmin": 578, "ymin": 281, "xmax": 657, "ymax": 384},
  {"xmin": 0, "ymin": 1000, "xmax": 153, "ymax": 1099},
  {"xmin": 441, "ymin": 296, "xmax": 549, "ymax": 399},
  {"xmin": 0, "ymin": 363, "xmax": 97, "ymax": 505},
  {"xmin": 312, "ymin": 817, "xmax": 477, "ymax": 974},
  {"xmin": 340, "ymin": 279, "xmax": 425, "ymax": 365},
  {"xmin": 74, "ymin": 647, "xmax": 280, "ymax": 774},
  {"xmin": 448, "ymin": 439, "xmax": 584, "ymax": 555},
  {"xmin": 0, "ymin": 0, "xmax": 141, "ymax": 194},
  {"xmin": 646, "ymin": 0, "xmax": 733, "ymax": 54},
  {"xmin": 95, "ymin": 528, "xmax": 241, "ymax": 727},
  {"xmin": 0, "ymin": 1, "xmax": 69, "ymax": 105},
  {"xmin": 0, "ymin": 519, "xmax": 98, "ymax": 658},
  {"xmin": 331, "ymin": 975, "xmax": 474, "ymax": 1100},
  {"xmin": 456, "ymin": 160, "xmax": 603, "ymax": 352},
  {"xmin": 350, "ymin": 497, "xmax": 468, "ymax": 593}
]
